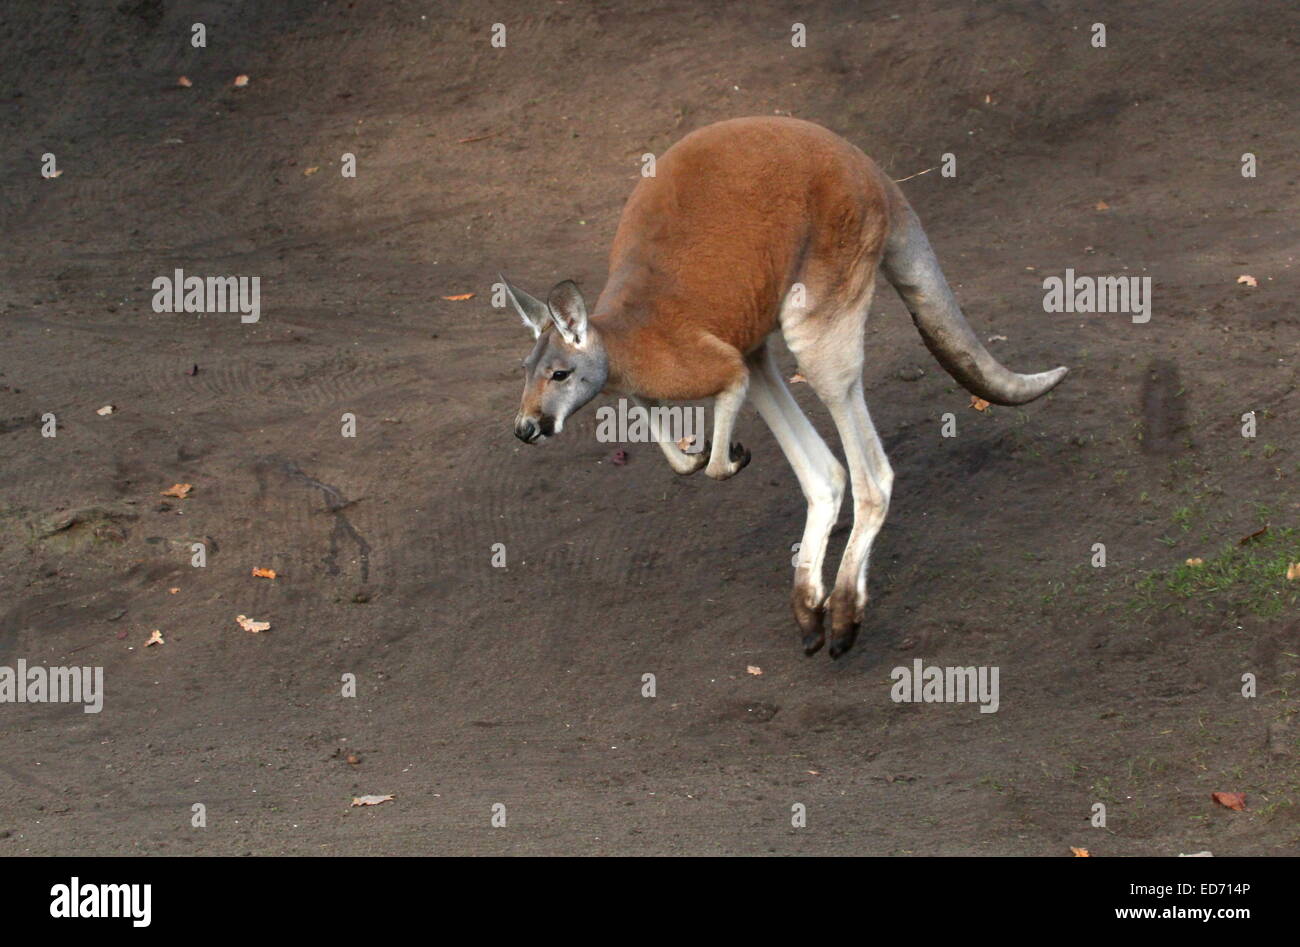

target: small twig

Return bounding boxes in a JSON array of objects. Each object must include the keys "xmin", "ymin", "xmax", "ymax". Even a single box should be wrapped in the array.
[
  {"xmin": 893, "ymin": 167, "xmax": 936, "ymax": 183},
  {"xmin": 457, "ymin": 130, "xmax": 503, "ymax": 144}
]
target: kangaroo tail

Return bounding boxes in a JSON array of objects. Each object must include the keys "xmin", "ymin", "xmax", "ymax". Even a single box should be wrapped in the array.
[{"xmin": 881, "ymin": 192, "xmax": 1067, "ymax": 406}]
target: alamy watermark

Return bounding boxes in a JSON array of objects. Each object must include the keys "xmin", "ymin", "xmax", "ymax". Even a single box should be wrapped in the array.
[
  {"xmin": 594, "ymin": 397, "xmax": 705, "ymax": 446},
  {"xmin": 890, "ymin": 659, "xmax": 999, "ymax": 713},
  {"xmin": 50, "ymin": 878, "xmax": 150, "ymax": 927},
  {"xmin": 152, "ymin": 268, "xmax": 260, "ymax": 323},
  {"xmin": 1043, "ymin": 268, "xmax": 1150, "ymax": 323},
  {"xmin": 0, "ymin": 661, "xmax": 103, "ymax": 713}
]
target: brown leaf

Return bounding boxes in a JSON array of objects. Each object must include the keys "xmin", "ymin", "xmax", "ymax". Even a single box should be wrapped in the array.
[
  {"xmin": 1094, "ymin": 200, "xmax": 1110, "ymax": 211},
  {"xmin": 441, "ymin": 293, "xmax": 475, "ymax": 301},
  {"xmin": 1236, "ymin": 274, "xmax": 1257, "ymax": 288},
  {"xmin": 1239, "ymin": 524, "xmax": 1268, "ymax": 546},
  {"xmin": 1185, "ymin": 558, "xmax": 1204, "ymax": 567},
  {"xmin": 1211, "ymin": 791, "xmax": 1246, "ymax": 811},
  {"xmin": 145, "ymin": 629, "xmax": 165, "ymax": 647},
  {"xmin": 235, "ymin": 614, "xmax": 270, "ymax": 633},
  {"xmin": 970, "ymin": 396, "xmax": 991, "ymax": 412},
  {"xmin": 96, "ymin": 405, "xmax": 114, "ymax": 416},
  {"xmin": 350, "ymin": 794, "xmax": 394, "ymax": 807},
  {"xmin": 233, "ymin": 74, "xmax": 249, "ymax": 87},
  {"xmin": 1070, "ymin": 846, "xmax": 1091, "ymax": 857},
  {"xmin": 303, "ymin": 166, "xmax": 319, "ymax": 176},
  {"xmin": 160, "ymin": 483, "xmax": 192, "ymax": 498},
  {"xmin": 177, "ymin": 76, "xmax": 192, "ymax": 88},
  {"xmin": 251, "ymin": 567, "xmax": 277, "ymax": 579},
  {"xmin": 1286, "ymin": 562, "xmax": 1300, "ymax": 581},
  {"xmin": 789, "ymin": 372, "xmax": 806, "ymax": 384},
  {"xmin": 746, "ymin": 665, "xmax": 763, "ymax": 676},
  {"xmin": 676, "ymin": 435, "xmax": 696, "ymax": 452}
]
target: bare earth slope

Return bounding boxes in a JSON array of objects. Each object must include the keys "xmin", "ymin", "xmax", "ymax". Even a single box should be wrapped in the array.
[{"xmin": 0, "ymin": 0, "xmax": 1295, "ymax": 855}]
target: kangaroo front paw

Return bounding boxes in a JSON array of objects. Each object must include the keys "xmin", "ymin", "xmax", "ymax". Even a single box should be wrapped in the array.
[
  {"xmin": 672, "ymin": 442, "xmax": 710, "ymax": 475},
  {"xmin": 706, "ymin": 442, "xmax": 751, "ymax": 480}
]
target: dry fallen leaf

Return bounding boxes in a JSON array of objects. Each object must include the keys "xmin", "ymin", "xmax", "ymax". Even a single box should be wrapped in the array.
[
  {"xmin": 1094, "ymin": 200, "xmax": 1110, "ymax": 211},
  {"xmin": 441, "ymin": 293, "xmax": 475, "ymax": 301},
  {"xmin": 96, "ymin": 405, "xmax": 114, "ymax": 416},
  {"xmin": 251, "ymin": 567, "xmax": 277, "ymax": 580},
  {"xmin": 1185, "ymin": 558, "xmax": 1204, "ymax": 567},
  {"xmin": 1070, "ymin": 846, "xmax": 1091, "ymax": 857},
  {"xmin": 235, "ymin": 614, "xmax": 270, "ymax": 633},
  {"xmin": 233, "ymin": 74, "xmax": 249, "ymax": 87},
  {"xmin": 746, "ymin": 665, "xmax": 763, "ymax": 676},
  {"xmin": 351, "ymin": 794, "xmax": 394, "ymax": 807},
  {"xmin": 177, "ymin": 76, "xmax": 192, "ymax": 88},
  {"xmin": 303, "ymin": 166, "xmax": 319, "ymax": 176},
  {"xmin": 1236, "ymin": 274, "xmax": 1257, "ymax": 288},
  {"xmin": 48, "ymin": 169, "xmax": 63, "ymax": 178},
  {"xmin": 789, "ymin": 372, "xmax": 807, "ymax": 384},
  {"xmin": 970, "ymin": 396, "xmax": 991, "ymax": 412},
  {"xmin": 1239, "ymin": 524, "xmax": 1268, "ymax": 545},
  {"xmin": 1211, "ymin": 791, "xmax": 1246, "ymax": 811},
  {"xmin": 160, "ymin": 483, "xmax": 192, "ymax": 498},
  {"xmin": 145, "ymin": 630, "xmax": 165, "ymax": 647},
  {"xmin": 676, "ymin": 435, "xmax": 696, "ymax": 452},
  {"xmin": 168, "ymin": 587, "xmax": 180, "ymax": 594},
  {"xmin": 1286, "ymin": 562, "xmax": 1300, "ymax": 581}
]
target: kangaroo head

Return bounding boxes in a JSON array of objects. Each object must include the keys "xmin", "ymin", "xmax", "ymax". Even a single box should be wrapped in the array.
[{"xmin": 504, "ymin": 277, "xmax": 608, "ymax": 443}]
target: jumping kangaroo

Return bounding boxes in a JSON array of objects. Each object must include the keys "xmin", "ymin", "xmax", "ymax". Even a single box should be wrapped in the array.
[{"xmin": 504, "ymin": 117, "xmax": 1066, "ymax": 659}]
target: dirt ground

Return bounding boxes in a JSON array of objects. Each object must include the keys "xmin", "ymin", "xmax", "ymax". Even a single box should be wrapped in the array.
[{"xmin": 0, "ymin": 0, "xmax": 1295, "ymax": 856}]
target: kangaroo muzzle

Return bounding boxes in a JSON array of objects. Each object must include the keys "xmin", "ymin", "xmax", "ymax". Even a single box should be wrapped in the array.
[{"xmin": 514, "ymin": 414, "xmax": 555, "ymax": 443}]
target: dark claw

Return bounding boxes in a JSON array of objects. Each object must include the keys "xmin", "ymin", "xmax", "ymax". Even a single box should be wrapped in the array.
[
  {"xmin": 793, "ymin": 592, "xmax": 824, "ymax": 656},
  {"xmin": 828, "ymin": 627, "xmax": 859, "ymax": 659},
  {"xmin": 729, "ymin": 442, "xmax": 752, "ymax": 470}
]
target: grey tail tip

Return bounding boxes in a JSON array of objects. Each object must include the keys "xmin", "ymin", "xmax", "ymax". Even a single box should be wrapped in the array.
[{"xmin": 1028, "ymin": 364, "xmax": 1069, "ymax": 400}]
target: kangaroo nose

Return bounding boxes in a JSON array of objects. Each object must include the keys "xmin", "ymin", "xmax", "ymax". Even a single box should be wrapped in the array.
[{"xmin": 515, "ymin": 418, "xmax": 538, "ymax": 443}]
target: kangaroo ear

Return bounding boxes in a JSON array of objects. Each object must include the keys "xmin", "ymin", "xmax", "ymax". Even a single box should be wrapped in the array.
[
  {"xmin": 547, "ymin": 280, "xmax": 588, "ymax": 346},
  {"xmin": 500, "ymin": 275, "xmax": 549, "ymax": 339}
]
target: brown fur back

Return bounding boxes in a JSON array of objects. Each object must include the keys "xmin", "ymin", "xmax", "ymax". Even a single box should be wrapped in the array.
[{"xmin": 595, "ymin": 117, "xmax": 895, "ymax": 400}]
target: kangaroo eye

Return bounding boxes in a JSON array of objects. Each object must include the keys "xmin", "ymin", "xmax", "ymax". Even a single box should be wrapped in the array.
[{"xmin": 551, "ymin": 370, "xmax": 571, "ymax": 382}]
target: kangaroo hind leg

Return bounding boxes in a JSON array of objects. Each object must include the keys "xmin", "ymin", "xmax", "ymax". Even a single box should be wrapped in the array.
[
  {"xmin": 785, "ymin": 289, "xmax": 892, "ymax": 658},
  {"xmin": 745, "ymin": 344, "xmax": 847, "ymax": 654}
]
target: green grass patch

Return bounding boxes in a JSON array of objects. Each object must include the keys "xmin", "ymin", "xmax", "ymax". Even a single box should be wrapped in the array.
[{"xmin": 1133, "ymin": 526, "xmax": 1300, "ymax": 619}]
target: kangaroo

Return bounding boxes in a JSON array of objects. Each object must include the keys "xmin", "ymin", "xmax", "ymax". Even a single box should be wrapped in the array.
[{"xmin": 504, "ymin": 117, "xmax": 1066, "ymax": 659}]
